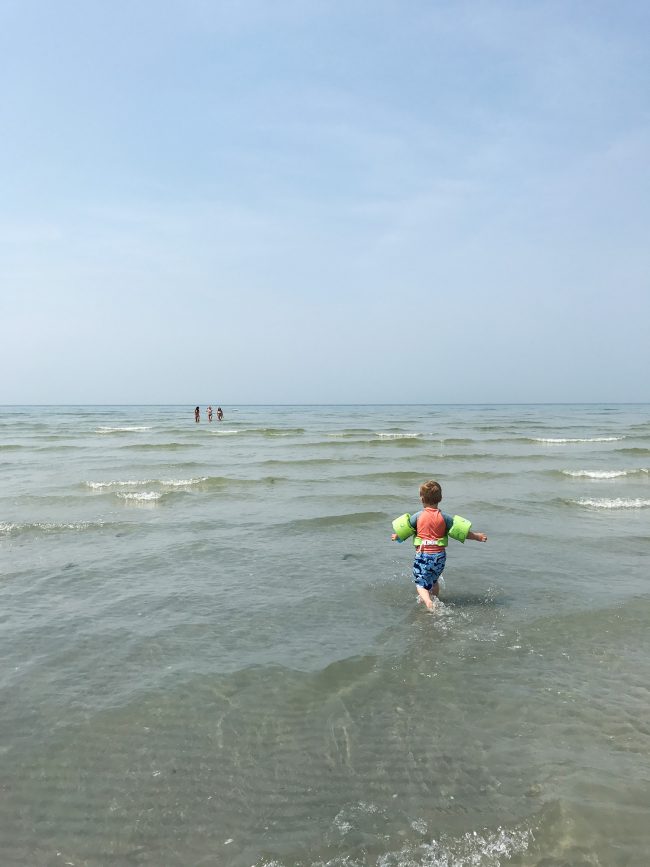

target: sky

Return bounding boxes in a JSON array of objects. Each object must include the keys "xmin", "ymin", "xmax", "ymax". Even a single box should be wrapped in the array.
[{"xmin": 1, "ymin": 0, "xmax": 649, "ymax": 404}]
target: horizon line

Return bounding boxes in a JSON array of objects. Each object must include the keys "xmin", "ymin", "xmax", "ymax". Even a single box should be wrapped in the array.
[{"xmin": 2, "ymin": 402, "xmax": 649, "ymax": 408}]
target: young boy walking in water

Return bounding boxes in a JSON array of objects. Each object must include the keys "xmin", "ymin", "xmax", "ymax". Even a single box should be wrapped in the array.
[{"xmin": 391, "ymin": 480, "xmax": 487, "ymax": 610}]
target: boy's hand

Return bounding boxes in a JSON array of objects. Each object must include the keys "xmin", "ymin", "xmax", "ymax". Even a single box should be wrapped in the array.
[
  {"xmin": 468, "ymin": 530, "xmax": 487, "ymax": 542},
  {"xmin": 391, "ymin": 533, "xmax": 398, "ymax": 541}
]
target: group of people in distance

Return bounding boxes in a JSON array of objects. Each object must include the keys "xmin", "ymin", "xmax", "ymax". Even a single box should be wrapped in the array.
[{"xmin": 194, "ymin": 406, "xmax": 223, "ymax": 423}]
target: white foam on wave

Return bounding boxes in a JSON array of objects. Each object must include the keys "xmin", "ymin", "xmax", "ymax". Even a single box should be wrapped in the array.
[
  {"xmin": 276, "ymin": 782, "xmax": 531, "ymax": 866},
  {"xmin": 0, "ymin": 520, "xmax": 104, "ymax": 534},
  {"xmin": 376, "ymin": 432, "xmax": 423, "ymax": 439},
  {"xmin": 417, "ymin": 826, "xmax": 532, "ymax": 866},
  {"xmin": 573, "ymin": 497, "xmax": 650, "ymax": 509},
  {"xmin": 159, "ymin": 477, "xmax": 207, "ymax": 487},
  {"xmin": 562, "ymin": 469, "xmax": 635, "ymax": 479},
  {"xmin": 86, "ymin": 479, "xmax": 155, "ymax": 489},
  {"xmin": 116, "ymin": 491, "xmax": 162, "ymax": 501},
  {"xmin": 534, "ymin": 436, "xmax": 623, "ymax": 443},
  {"xmin": 86, "ymin": 477, "xmax": 206, "ymax": 489},
  {"xmin": 210, "ymin": 429, "xmax": 240, "ymax": 435},
  {"xmin": 370, "ymin": 824, "xmax": 532, "ymax": 867},
  {"xmin": 95, "ymin": 426, "xmax": 152, "ymax": 433}
]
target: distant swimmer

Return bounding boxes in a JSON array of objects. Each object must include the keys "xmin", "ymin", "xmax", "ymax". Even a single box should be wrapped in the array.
[
  {"xmin": 194, "ymin": 406, "xmax": 200, "ymax": 423},
  {"xmin": 207, "ymin": 406, "xmax": 213, "ymax": 422},
  {"xmin": 391, "ymin": 479, "xmax": 487, "ymax": 610},
  {"xmin": 217, "ymin": 406, "xmax": 223, "ymax": 421}
]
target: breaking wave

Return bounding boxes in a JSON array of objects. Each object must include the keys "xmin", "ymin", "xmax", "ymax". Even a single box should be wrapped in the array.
[
  {"xmin": 116, "ymin": 491, "xmax": 162, "ymax": 502},
  {"xmin": 531, "ymin": 436, "xmax": 624, "ymax": 443},
  {"xmin": 0, "ymin": 520, "xmax": 111, "ymax": 537},
  {"xmin": 95, "ymin": 426, "xmax": 152, "ymax": 433},
  {"xmin": 561, "ymin": 468, "xmax": 648, "ymax": 479},
  {"xmin": 570, "ymin": 497, "xmax": 650, "ymax": 509},
  {"xmin": 85, "ymin": 478, "xmax": 208, "ymax": 490}
]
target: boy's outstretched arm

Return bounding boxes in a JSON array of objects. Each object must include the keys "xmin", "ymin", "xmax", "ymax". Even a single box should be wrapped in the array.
[{"xmin": 468, "ymin": 530, "xmax": 487, "ymax": 542}]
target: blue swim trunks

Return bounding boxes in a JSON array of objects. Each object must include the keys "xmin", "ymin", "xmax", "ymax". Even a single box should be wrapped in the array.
[{"xmin": 412, "ymin": 551, "xmax": 446, "ymax": 590}]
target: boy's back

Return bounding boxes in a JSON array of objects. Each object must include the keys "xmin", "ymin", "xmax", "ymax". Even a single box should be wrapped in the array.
[{"xmin": 411, "ymin": 507, "xmax": 450, "ymax": 553}]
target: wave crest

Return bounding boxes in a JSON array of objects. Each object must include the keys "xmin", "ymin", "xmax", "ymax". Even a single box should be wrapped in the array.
[
  {"xmin": 95, "ymin": 426, "xmax": 152, "ymax": 433},
  {"xmin": 86, "ymin": 478, "xmax": 208, "ymax": 490},
  {"xmin": 571, "ymin": 497, "xmax": 650, "ymax": 509},
  {"xmin": 532, "ymin": 436, "xmax": 624, "ymax": 444},
  {"xmin": 0, "ymin": 520, "xmax": 108, "ymax": 536},
  {"xmin": 561, "ymin": 469, "xmax": 645, "ymax": 479}
]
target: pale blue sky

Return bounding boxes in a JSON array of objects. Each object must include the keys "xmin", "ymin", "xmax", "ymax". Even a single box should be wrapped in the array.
[{"xmin": 2, "ymin": 0, "xmax": 649, "ymax": 404}]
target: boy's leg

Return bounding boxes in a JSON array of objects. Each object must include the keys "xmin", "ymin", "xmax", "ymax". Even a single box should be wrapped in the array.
[
  {"xmin": 416, "ymin": 584, "xmax": 435, "ymax": 609},
  {"xmin": 413, "ymin": 553, "xmax": 442, "ymax": 609},
  {"xmin": 428, "ymin": 553, "xmax": 445, "ymax": 600}
]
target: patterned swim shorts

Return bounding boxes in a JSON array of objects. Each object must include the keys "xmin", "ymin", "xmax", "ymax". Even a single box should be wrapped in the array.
[{"xmin": 412, "ymin": 551, "xmax": 446, "ymax": 590}]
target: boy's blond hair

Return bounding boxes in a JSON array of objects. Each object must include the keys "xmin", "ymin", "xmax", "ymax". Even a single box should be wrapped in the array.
[{"xmin": 419, "ymin": 480, "xmax": 442, "ymax": 506}]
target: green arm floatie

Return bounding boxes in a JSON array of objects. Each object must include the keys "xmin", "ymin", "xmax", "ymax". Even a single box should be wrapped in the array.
[
  {"xmin": 448, "ymin": 515, "xmax": 472, "ymax": 543},
  {"xmin": 392, "ymin": 513, "xmax": 415, "ymax": 541}
]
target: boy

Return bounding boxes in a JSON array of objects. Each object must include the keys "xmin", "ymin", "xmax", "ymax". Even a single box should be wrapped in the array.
[{"xmin": 391, "ymin": 480, "xmax": 487, "ymax": 610}]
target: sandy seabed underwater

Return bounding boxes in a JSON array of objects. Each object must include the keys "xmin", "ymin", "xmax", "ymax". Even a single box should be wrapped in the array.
[{"xmin": 1, "ymin": 403, "xmax": 649, "ymax": 866}]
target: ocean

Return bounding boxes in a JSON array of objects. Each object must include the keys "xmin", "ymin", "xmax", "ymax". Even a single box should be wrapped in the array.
[{"xmin": 1, "ymin": 403, "xmax": 649, "ymax": 866}]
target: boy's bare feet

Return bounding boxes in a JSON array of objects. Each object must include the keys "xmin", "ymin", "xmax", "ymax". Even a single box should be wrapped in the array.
[{"xmin": 416, "ymin": 586, "xmax": 435, "ymax": 609}]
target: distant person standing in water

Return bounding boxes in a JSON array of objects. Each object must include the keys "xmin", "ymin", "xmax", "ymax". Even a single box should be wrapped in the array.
[
  {"xmin": 217, "ymin": 407, "xmax": 223, "ymax": 421},
  {"xmin": 194, "ymin": 406, "xmax": 200, "ymax": 423},
  {"xmin": 207, "ymin": 406, "xmax": 213, "ymax": 422}
]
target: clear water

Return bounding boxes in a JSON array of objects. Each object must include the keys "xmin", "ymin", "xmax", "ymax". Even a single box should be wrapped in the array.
[{"xmin": 1, "ymin": 404, "xmax": 649, "ymax": 866}]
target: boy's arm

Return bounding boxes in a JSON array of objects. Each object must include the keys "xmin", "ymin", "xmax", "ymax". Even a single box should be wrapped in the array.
[
  {"xmin": 467, "ymin": 530, "xmax": 487, "ymax": 542},
  {"xmin": 444, "ymin": 512, "xmax": 485, "ymax": 543},
  {"xmin": 391, "ymin": 511, "xmax": 420, "ymax": 541}
]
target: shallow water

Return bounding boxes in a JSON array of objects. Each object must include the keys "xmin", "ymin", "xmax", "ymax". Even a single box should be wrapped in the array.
[{"xmin": 1, "ymin": 404, "xmax": 649, "ymax": 865}]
